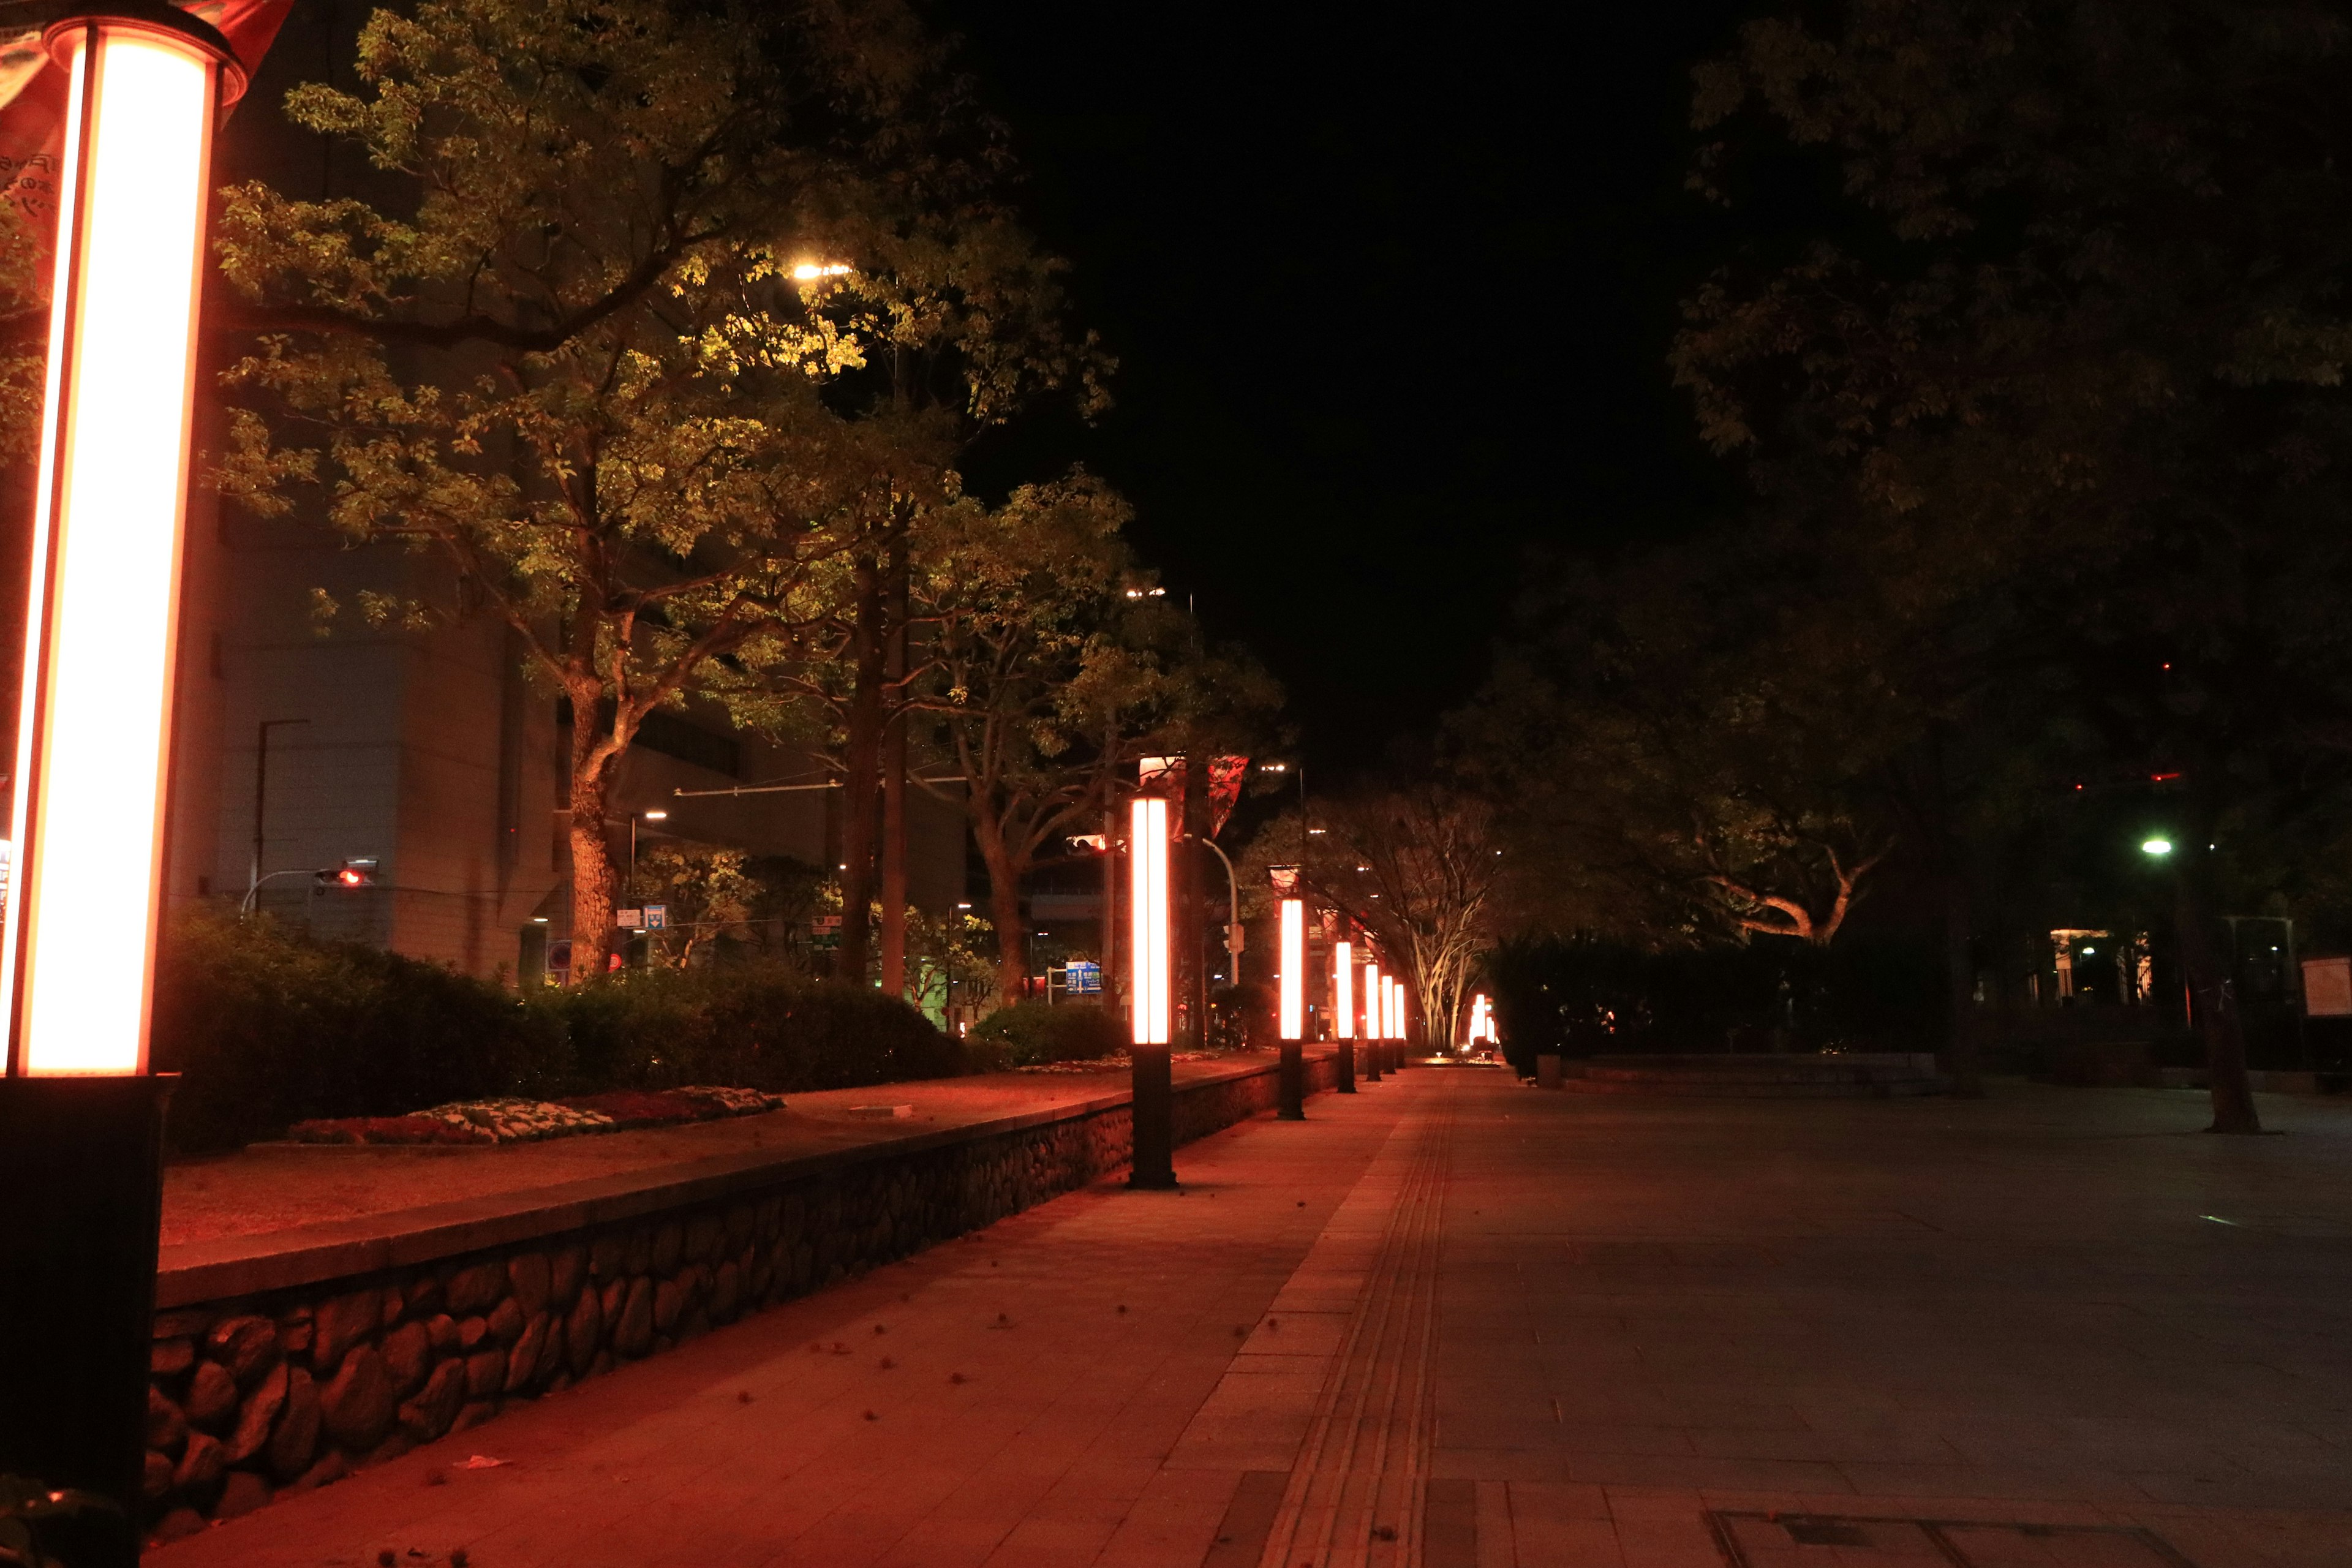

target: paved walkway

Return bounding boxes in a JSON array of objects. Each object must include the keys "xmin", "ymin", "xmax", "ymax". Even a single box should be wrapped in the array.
[{"xmin": 153, "ymin": 1071, "xmax": 2352, "ymax": 1567}]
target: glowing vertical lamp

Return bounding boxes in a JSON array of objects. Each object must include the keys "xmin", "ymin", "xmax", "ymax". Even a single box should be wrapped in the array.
[
  {"xmin": 1129, "ymin": 796, "xmax": 1170, "ymax": 1046},
  {"xmin": 1270, "ymin": 869, "xmax": 1305, "ymax": 1118},
  {"xmin": 1278, "ymin": 897, "xmax": 1304, "ymax": 1040},
  {"xmin": 1126, "ymin": 793, "xmax": 1176, "ymax": 1186},
  {"xmin": 1360, "ymin": 957, "xmax": 1382, "ymax": 1080},
  {"xmin": 1332, "ymin": 938, "xmax": 1356, "ymax": 1093},
  {"xmin": 0, "ymin": 4, "xmax": 247, "ymax": 1536}
]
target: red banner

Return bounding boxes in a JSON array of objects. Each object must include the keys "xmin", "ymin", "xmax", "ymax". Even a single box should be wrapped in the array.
[
  {"xmin": 1207, "ymin": 755, "xmax": 1247, "ymax": 837},
  {"xmin": 0, "ymin": 2, "xmax": 295, "ymax": 242}
]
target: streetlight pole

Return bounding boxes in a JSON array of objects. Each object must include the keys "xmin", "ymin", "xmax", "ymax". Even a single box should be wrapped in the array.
[
  {"xmin": 1199, "ymin": 835, "xmax": 1243, "ymax": 990},
  {"xmin": 1128, "ymin": 788, "xmax": 1176, "ymax": 1188},
  {"xmin": 1273, "ymin": 868, "xmax": 1305, "ymax": 1119},
  {"xmin": 1333, "ymin": 938, "xmax": 1357, "ymax": 1093},
  {"xmin": 0, "ymin": 6, "xmax": 246, "ymax": 1550},
  {"xmin": 248, "ymin": 717, "xmax": 309, "ymax": 906}
]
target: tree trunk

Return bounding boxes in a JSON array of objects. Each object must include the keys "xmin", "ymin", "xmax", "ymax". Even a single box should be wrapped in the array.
[
  {"xmin": 566, "ymin": 716, "xmax": 620, "ymax": 982},
  {"xmin": 834, "ymin": 550, "xmax": 885, "ymax": 986},
  {"xmin": 971, "ymin": 809, "xmax": 1027, "ymax": 1008},
  {"xmin": 880, "ymin": 540, "xmax": 909, "ymax": 998},
  {"xmin": 1941, "ymin": 870, "xmax": 1984, "ymax": 1096},
  {"xmin": 2176, "ymin": 846, "xmax": 2260, "ymax": 1134}
]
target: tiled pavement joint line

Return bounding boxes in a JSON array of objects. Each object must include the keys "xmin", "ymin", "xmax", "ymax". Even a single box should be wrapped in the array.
[{"xmin": 1254, "ymin": 1072, "xmax": 1459, "ymax": 1568}]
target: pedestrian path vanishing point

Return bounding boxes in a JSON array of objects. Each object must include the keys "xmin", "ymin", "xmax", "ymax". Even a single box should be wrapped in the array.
[{"xmin": 151, "ymin": 1071, "xmax": 2352, "ymax": 1567}]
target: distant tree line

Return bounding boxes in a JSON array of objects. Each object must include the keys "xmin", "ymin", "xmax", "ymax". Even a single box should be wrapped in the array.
[{"xmin": 1447, "ymin": 0, "xmax": 2352, "ymax": 1132}]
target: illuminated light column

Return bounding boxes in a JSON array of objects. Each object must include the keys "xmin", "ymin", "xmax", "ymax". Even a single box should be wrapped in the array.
[
  {"xmin": 1129, "ymin": 797, "xmax": 1169, "ymax": 1046},
  {"xmin": 1385, "ymin": 976, "xmax": 1401, "ymax": 1066},
  {"xmin": 1273, "ymin": 878, "xmax": 1305, "ymax": 1120},
  {"xmin": 0, "ymin": 4, "xmax": 247, "ymax": 1538},
  {"xmin": 1361, "ymin": 958, "xmax": 1382, "ymax": 1082},
  {"xmin": 1333, "ymin": 938, "xmax": 1356, "ymax": 1093},
  {"xmin": 1126, "ymin": 793, "xmax": 1175, "ymax": 1188}
]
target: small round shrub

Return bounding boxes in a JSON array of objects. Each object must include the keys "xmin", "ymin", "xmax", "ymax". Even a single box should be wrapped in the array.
[{"xmin": 970, "ymin": 1000, "xmax": 1126, "ymax": 1066}]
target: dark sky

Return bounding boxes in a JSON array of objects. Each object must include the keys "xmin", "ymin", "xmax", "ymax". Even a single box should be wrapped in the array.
[{"xmin": 941, "ymin": 2, "xmax": 1763, "ymax": 777}]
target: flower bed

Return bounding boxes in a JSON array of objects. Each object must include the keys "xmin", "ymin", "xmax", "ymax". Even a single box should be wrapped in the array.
[
  {"xmin": 1016, "ymin": 1050, "xmax": 1226, "ymax": 1074},
  {"xmin": 285, "ymin": 1087, "xmax": 786, "ymax": 1146}
]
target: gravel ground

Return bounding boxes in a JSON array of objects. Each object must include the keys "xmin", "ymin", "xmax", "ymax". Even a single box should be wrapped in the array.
[{"xmin": 160, "ymin": 1054, "xmax": 1278, "ymax": 1249}]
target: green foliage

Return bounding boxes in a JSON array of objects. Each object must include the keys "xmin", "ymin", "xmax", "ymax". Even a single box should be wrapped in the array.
[
  {"xmin": 153, "ymin": 910, "xmax": 963, "ymax": 1151},
  {"xmin": 153, "ymin": 909, "xmax": 567, "ymax": 1154},
  {"xmin": 539, "ymin": 963, "xmax": 962, "ymax": 1091},
  {"xmin": 968, "ymin": 1000, "xmax": 1125, "ymax": 1066}
]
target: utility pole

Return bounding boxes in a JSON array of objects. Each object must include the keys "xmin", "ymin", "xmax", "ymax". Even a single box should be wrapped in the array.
[
  {"xmin": 249, "ymin": 718, "xmax": 311, "ymax": 905},
  {"xmin": 880, "ymin": 537, "xmax": 910, "ymax": 998}
]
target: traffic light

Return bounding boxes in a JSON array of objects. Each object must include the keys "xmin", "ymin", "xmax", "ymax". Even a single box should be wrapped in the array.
[{"xmin": 315, "ymin": 857, "xmax": 380, "ymax": 889}]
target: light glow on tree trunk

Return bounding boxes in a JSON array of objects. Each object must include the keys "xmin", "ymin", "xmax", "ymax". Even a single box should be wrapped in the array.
[
  {"xmin": 4, "ymin": 21, "xmax": 222, "ymax": 1075},
  {"xmin": 1129, "ymin": 797, "xmax": 1169, "ymax": 1045}
]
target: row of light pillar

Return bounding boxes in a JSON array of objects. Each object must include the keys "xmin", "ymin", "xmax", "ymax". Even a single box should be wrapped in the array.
[{"xmin": 1123, "ymin": 784, "xmax": 1414, "ymax": 1188}]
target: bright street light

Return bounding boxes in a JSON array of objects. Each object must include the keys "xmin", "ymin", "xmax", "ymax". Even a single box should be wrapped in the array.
[
  {"xmin": 2142, "ymin": 838, "xmax": 2174, "ymax": 857},
  {"xmin": 791, "ymin": 260, "xmax": 851, "ymax": 281}
]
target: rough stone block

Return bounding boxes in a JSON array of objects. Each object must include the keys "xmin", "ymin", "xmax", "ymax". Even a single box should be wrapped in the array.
[
  {"xmin": 453, "ymin": 1400, "xmax": 497, "ymax": 1434},
  {"xmin": 685, "ymin": 1213, "xmax": 722, "ymax": 1264},
  {"xmin": 457, "ymin": 1315, "xmax": 488, "ymax": 1351},
  {"xmin": 599, "ymin": 1278, "xmax": 625, "ymax": 1327},
  {"xmin": 424, "ymin": 1313, "xmax": 459, "ymax": 1355},
  {"xmin": 173, "ymin": 1430, "xmax": 225, "ymax": 1498},
  {"xmin": 565, "ymin": 1280, "xmax": 603, "ymax": 1375},
  {"xmin": 549, "ymin": 1243, "xmax": 587, "ymax": 1310},
  {"xmin": 310, "ymin": 1289, "xmax": 380, "ymax": 1378},
  {"xmin": 711, "ymin": 1261, "xmax": 741, "ymax": 1322},
  {"xmin": 445, "ymin": 1259, "xmax": 507, "ymax": 1316},
  {"xmin": 486, "ymin": 1296, "xmax": 526, "ymax": 1347},
  {"xmin": 184, "ymin": 1360, "xmax": 238, "ymax": 1432},
  {"xmin": 146, "ymin": 1386, "xmax": 188, "ymax": 1454},
  {"xmin": 381, "ymin": 1320, "xmax": 432, "ymax": 1398},
  {"xmin": 465, "ymin": 1348, "xmax": 506, "ymax": 1400},
  {"xmin": 151, "ymin": 1337, "xmax": 194, "ymax": 1379},
  {"xmin": 221, "ymin": 1362, "xmax": 287, "ymax": 1465},
  {"xmin": 650, "ymin": 1219, "xmax": 684, "ymax": 1274},
  {"xmin": 508, "ymin": 1250, "xmax": 552, "ymax": 1317},
  {"xmin": 320, "ymin": 1347, "xmax": 393, "ymax": 1452},
  {"xmin": 652, "ymin": 1277, "xmax": 686, "ymax": 1334},
  {"xmin": 403, "ymin": 1273, "xmax": 443, "ymax": 1319},
  {"xmin": 379, "ymin": 1287, "xmax": 404, "ymax": 1327},
  {"xmin": 143, "ymin": 1448, "xmax": 174, "ymax": 1501},
  {"xmin": 206, "ymin": 1315, "xmax": 279, "ymax": 1386},
  {"xmin": 613, "ymin": 1278, "xmax": 654, "ymax": 1357},
  {"xmin": 590, "ymin": 1232, "xmax": 629, "ymax": 1280},
  {"xmin": 214, "ymin": 1469, "xmax": 270, "ymax": 1520},
  {"xmin": 399, "ymin": 1358, "xmax": 466, "ymax": 1444},
  {"xmin": 505, "ymin": 1312, "xmax": 551, "ymax": 1392},
  {"xmin": 153, "ymin": 1307, "xmax": 217, "ymax": 1340},
  {"xmin": 268, "ymin": 1370, "xmax": 320, "ymax": 1482}
]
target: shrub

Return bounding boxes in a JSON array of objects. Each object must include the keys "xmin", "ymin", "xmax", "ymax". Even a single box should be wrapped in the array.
[
  {"xmin": 153, "ymin": 911, "xmax": 964, "ymax": 1152},
  {"xmin": 153, "ymin": 909, "xmax": 565, "ymax": 1154},
  {"xmin": 532, "ymin": 963, "xmax": 963, "ymax": 1092},
  {"xmin": 970, "ymin": 1000, "xmax": 1125, "ymax": 1066}
]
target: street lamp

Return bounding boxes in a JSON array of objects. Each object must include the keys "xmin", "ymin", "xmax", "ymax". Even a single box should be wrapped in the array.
[
  {"xmin": 0, "ymin": 1, "xmax": 246, "ymax": 1542},
  {"xmin": 1333, "ymin": 939, "xmax": 1356, "ymax": 1094},
  {"xmin": 1128, "ymin": 792, "xmax": 1175, "ymax": 1187},
  {"xmin": 1362, "ymin": 958, "xmax": 1384, "ymax": 1081},
  {"xmin": 2142, "ymin": 837, "xmax": 2174, "ymax": 858},
  {"xmin": 1272, "ymin": 868, "xmax": 1305, "ymax": 1120}
]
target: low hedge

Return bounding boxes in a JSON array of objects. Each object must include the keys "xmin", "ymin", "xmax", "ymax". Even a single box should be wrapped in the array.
[
  {"xmin": 151, "ymin": 910, "xmax": 963, "ymax": 1153},
  {"xmin": 969, "ymin": 999, "xmax": 1126, "ymax": 1067}
]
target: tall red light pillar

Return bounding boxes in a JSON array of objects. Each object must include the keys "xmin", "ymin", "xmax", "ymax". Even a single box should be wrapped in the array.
[
  {"xmin": 1127, "ymin": 788, "xmax": 1176, "ymax": 1188},
  {"xmin": 1333, "ymin": 938, "xmax": 1355, "ymax": 1093},
  {"xmin": 0, "ymin": 6, "xmax": 247, "ymax": 1549},
  {"xmin": 1272, "ymin": 869, "xmax": 1304, "ymax": 1120}
]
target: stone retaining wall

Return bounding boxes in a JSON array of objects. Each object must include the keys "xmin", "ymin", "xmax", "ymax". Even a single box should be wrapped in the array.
[{"xmin": 141, "ymin": 1055, "xmax": 1338, "ymax": 1540}]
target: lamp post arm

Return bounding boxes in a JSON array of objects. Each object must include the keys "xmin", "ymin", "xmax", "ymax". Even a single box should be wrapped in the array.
[
  {"xmin": 1196, "ymin": 836, "xmax": 1243, "ymax": 986},
  {"xmin": 239, "ymin": 866, "xmax": 321, "ymax": 918}
]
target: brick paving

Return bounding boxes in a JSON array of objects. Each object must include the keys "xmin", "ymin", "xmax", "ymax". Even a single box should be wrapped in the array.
[{"xmin": 151, "ymin": 1071, "xmax": 2352, "ymax": 1567}]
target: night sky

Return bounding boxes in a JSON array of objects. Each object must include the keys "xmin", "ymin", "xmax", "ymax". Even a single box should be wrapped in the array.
[{"xmin": 943, "ymin": 2, "xmax": 1762, "ymax": 777}]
